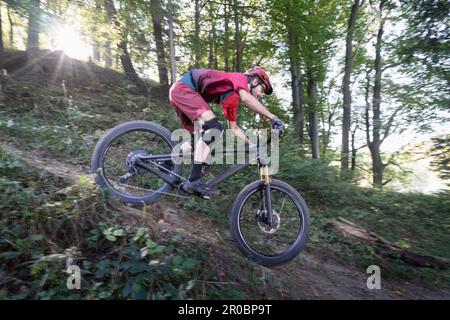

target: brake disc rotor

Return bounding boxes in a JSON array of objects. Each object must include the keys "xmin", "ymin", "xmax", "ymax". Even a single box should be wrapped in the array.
[{"xmin": 256, "ymin": 210, "xmax": 280, "ymax": 234}]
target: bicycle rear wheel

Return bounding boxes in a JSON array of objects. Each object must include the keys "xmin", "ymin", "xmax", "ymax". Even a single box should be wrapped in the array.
[
  {"xmin": 230, "ymin": 179, "xmax": 310, "ymax": 267},
  {"xmin": 90, "ymin": 120, "xmax": 182, "ymax": 205}
]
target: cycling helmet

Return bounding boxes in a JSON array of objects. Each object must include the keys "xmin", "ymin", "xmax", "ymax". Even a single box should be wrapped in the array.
[{"xmin": 244, "ymin": 66, "xmax": 273, "ymax": 95}]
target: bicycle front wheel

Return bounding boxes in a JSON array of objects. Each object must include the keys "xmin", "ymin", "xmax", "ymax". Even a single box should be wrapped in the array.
[{"xmin": 230, "ymin": 179, "xmax": 310, "ymax": 267}]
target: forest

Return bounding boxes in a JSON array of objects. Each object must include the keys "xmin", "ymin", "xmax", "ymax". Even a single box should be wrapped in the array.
[{"xmin": 0, "ymin": 0, "xmax": 449, "ymax": 300}]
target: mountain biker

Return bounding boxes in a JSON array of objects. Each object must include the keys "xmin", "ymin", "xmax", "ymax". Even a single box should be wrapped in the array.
[{"xmin": 169, "ymin": 66, "xmax": 285, "ymax": 197}]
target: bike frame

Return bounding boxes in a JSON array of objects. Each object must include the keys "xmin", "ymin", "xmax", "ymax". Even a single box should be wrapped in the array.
[
  {"xmin": 135, "ymin": 146, "xmax": 264, "ymax": 187},
  {"xmin": 134, "ymin": 145, "xmax": 275, "ymax": 225}
]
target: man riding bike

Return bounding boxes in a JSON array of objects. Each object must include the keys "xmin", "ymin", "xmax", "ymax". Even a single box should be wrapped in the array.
[{"xmin": 169, "ymin": 66, "xmax": 285, "ymax": 197}]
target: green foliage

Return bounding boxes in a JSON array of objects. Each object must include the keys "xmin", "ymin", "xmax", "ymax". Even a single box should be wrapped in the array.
[
  {"xmin": 270, "ymin": 0, "xmax": 347, "ymax": 78},
  {"xmin": 259, "ymin": 137, "xmax": 450, "ymax": 279},
  {"xmin": 0, "ymin": 146, "xmax": 207, "ymax": 299},
  {"xmin": 430, "ymin": 135, "xmax": 450, "ymax": 186},
  {"xmin": 397, "ymin": 1, "xmax": 449, "ymax": 88},
  {"xmin": 84, "ymin": 224, "xmax": 201, "ymax": 300}
]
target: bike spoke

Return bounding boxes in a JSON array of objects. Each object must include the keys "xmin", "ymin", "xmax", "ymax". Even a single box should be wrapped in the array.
[
  {"xmin": 239, "ymin": 186, "xmax": 304, "ymax": 257},
  {"xmin": 101, "ymin": 129, "xmax": 178, "ymax": 199},
  {"xmin": 279, "ymin": 197, "xmax": 286, "ymax": 217}
]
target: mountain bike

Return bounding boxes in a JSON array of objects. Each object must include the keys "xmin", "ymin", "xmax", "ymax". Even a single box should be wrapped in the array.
[{"xmin": 90, "ymin": 120, "xmax": 310, "ymax": 267}]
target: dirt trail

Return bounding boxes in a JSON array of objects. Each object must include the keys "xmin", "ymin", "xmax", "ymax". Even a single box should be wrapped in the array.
[{"xmin": 2, "ymin": 140, "xmax": 449, "ymax": 300}]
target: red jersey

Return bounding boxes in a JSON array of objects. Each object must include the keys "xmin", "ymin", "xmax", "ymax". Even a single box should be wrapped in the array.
[{"xmin": 179, "ymin": 69, "xmax": 250, "ymax": 121}]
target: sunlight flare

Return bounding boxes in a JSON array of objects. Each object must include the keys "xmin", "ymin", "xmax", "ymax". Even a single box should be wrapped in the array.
[{"xmin": 50, "ymin": 24, "xmax": 90, "ymax": 60}]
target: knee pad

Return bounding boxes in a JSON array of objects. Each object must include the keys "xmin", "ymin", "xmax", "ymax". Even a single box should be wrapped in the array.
[{"xmin": 202, "ymin": 118, "xmax": 223, "ymax": 145}]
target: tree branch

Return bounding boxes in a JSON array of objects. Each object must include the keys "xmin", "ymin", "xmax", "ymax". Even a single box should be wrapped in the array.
[
  {"xmin": 351, "ymin": 125, "xmax": 367, "ymax": 151},
  {"xmin": 355, "ymin": 163, "xmax": 372, "ymax": 173},
  {"xmin": 205, "ymin": 0, "xmax": 258, "ymax": 10},
  {"xmin": 364, "ymin": 71, "xmax": 372, "ymax": 145},
  {"xmin": 381, "ymin": 104, "xmax": 405, "ymax": 144},
  {"xmin": 383, "ymin": 151, "xmax": 399, "ymax": 168},
  {"xmin": 381, "ymin": 61, "xmax": 403, "ymax": 72}
]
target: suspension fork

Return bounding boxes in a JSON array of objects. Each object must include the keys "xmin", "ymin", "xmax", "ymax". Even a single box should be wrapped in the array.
[{"xmin": 260, "ymin": 164, "xmax": 273, "ymax": 227}]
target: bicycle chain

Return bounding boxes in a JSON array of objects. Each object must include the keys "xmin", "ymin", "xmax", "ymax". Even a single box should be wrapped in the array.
[{"xmin": 117, "ymin": 182, "xmax": 189, "ymax": 199}]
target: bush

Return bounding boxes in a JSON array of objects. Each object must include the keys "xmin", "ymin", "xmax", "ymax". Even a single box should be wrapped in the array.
[{"xmin": 0, "ymin": 147, "xmax": 203, "ymax": 299}]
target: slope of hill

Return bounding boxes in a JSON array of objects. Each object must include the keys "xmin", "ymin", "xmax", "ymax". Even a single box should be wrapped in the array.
[{"xmin": 1, "ymin": 50, "xmax": 449, "ymax": 300}]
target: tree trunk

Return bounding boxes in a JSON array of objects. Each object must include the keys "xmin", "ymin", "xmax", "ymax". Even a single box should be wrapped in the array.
[
  {"xmin": 93, "ymin": 41, "xmax": 101, "ymax": 61},
  {"xmin": 224, "ymin": 1, "xmax": 230, "ymax": 71},
  {"xmin": 194, "ymin": 0, "xmax": 201, "ymax": 68},
  {"xmin": 341, "ymin": 0, "xmax": 362, "ymax": 172},
  {"xmin": 309, "ymin": 112, "xmax": 320, "ymax": 160},
  {"xmin": 91, "ymin": 4, "xmax": 101, "ymax": 62},
  {"xmin": 370, "ymin": 0, "xmax": 385, "ymax": 187},
  {"xmin": 167, "ymin": 0, "xmax": 177, "ymax": 84},
  {"xmin": 104, "ymin": 0, "xmax": 148, "ymax": 95},
  {"xmin": 328, "ymin": 218, "xmax": 450, "ymax": 270},
  {"xmin": 104, "ymin": 40, "xmax": 112, "ymax": 68},
  {"xmin": 307, "ymin": 70, "xmax": 320, "ymax": 160},
  {"xmin": 287, "ymin": 30, "xmax": 305, "ymax": 158},
  {"xmin": 233, "ymin": 0, "xmax": 242, "ymax": 72},
  {"xmin": 298, "ymin": 76, "xmax": 306, "ymax": 158},
  {"xmin": 320, "ymin": 107, "xmax": 333, "ymax": 158},
  {"xmin": 351, "ymin": 137, "xmax": 357, "ymax": 172},
  {"xmin": 150, "ymin": 0, "xmax": 169, "ymax": 86},
  {"xmin": 119, "ymin": 41, "xmax": 149, "ymax": 95},
  {"xmin": 26, "ymin": 0, "xmax": 41, "ymax": 52},
  {"xmin": 7, "ymin": 4, "xmax": 14, "ymax": 47},
  {"xmin": 207, "ymin": 2, "xmax": 218, "ymax": 70},
  {"xmin": 208, "ymin": 27, "xmax": 214, "ymax": 68},
  {"xmin": 213, "ymin": 18, "xmax": 218, "ymax": 69},
  {"xmin": 0, "ymin": 1, "xmax": 3, "ymax": 62},
  {"xmin": 350, "ymin": 126, "xmax": 358, "ymax": 173},
  {"xmin": 103, "ymin": 0, "xmax": 113, "ymax": 68},
  {"xmin": 369, "ymin": 141, "xmax": 384, "ymax": 187}
]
